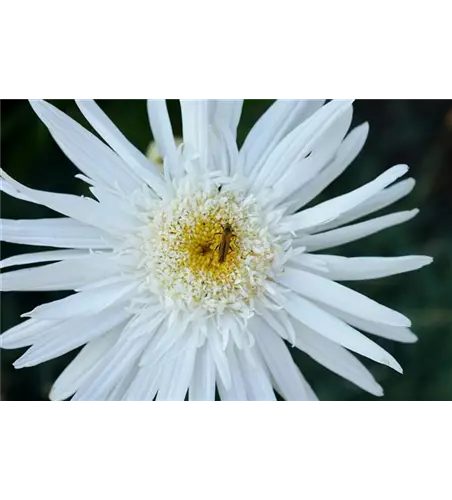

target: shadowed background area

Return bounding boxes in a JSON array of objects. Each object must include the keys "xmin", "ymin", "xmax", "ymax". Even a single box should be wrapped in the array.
[{"xmin": 1, "ymin": 99, "xmax": 451, "ymax": 401}]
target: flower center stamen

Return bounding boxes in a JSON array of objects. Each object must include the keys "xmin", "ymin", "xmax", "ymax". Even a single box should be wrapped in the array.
[{"xmin": 141, "ymin": 183, "xmax": 278, "ymax": 315}]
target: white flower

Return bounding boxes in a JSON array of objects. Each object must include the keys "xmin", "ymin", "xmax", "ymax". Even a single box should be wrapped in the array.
[{"xmin": 0, "ymin": 99, "xmax": 432, "ymax": 401}]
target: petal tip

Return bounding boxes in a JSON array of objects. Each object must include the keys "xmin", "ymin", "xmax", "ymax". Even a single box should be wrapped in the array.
[{"xmin": 374, "ymin": 386, "xmax": 384, "ymax": 397}]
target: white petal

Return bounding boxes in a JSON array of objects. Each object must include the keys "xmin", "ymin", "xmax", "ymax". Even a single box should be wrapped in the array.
[
  {"xmin": 322, "ymin": 305, "xmax": 418, "ymax": 343},
  {"xmin": 1, "ymin": 218, "xmax": 114, "ymax": 249},
  {"xmin": 210, "ymin": 100, "xmax": 243, "ymax": 139},
  {"xmin": 217, "ymin": 346, "xmax": 248, "ymax": 401},
  {"xmin": 298, "ymin": 372, "xmax": 318, "ymax": 401},
  {"xmin": 253, "ymin": 100, "xmax": 353, "ymax": 189},
  {"xmin": 189, "ymin": 342, "xmax": 216, "ymax": 401},
  {"xmin": 286, "ymin": 122, "xmax": 369, "ymax": 212},
  {"xmin": 256, "ymin": 305, "xmax": 296, "ymax": 345},
  {"xmin": 295, "ymin": 209, "xmax": 419, "ymax": 252},
  {"xmin": 249, "ymin": 316, "xmax": 310, "ymax": 401},
  {"xmin": 106, "ymin": 366, "xmax": 139, "ymax": 401},
  {"xmin": 236, "ymin": 347, "xmax": 276, "ymax": 401},
  {"xmin": 0, "ymin": 318, "xmax": 58, "ymax": 349},
  {"xmin": 180, "ymin": 100, "xmax": 210, "ymax": 172},
  {"xmin": 89, "ymin": 186, "xmax": 137, "ymax": 221},
  {"xmin": 75, "ymin": 99, "xmax": 167, "ymax": 197},
  {"xmin": 0, "ymin": 169, "xmax": 138, "ymax": 234},
  {"xmin": 49, "ymin": 327, "xmax": 122, "ymax": 401},
  {"xmin": 288, "ymin": 253, "xmax": 329, "ymax": 274},
  {"xmin": 280, "ymin": 165, "xmax": 409, "ymax": 233},
  {"xmin": 156, "ymin": 335, "xmax": 199, "ymax": 401},
  {"xmin": 294, "ymin": 324, "xmax": 384, "ymax": 396},
  {"xmin": 208, "ymin": 330, "xmax": 232, "ymax": 389},
  {"xmin": 239, "ymin": 100, "xmax": 325, "ymax": 176},
  {"xmin": 272, "ymin": 106, "xmax": 353, "ymax": 203},
  {"xmin": 319, "ymin": 178, "xmax": 416, "ymax": 232},
  {"xmin": 24, "ymin": 280, "xmax": 137, "ymax": 320},
  {"xmin": 123, "ymin": 365, "xmax": 161, "ymax": 401},
  {"xmin": 282, "ymin": 293, "xmax": 403, "ymax": 373},
  {"xmin": 147, "ymin": 100, "xmax": 181, "ymax": 177},
  {"xmin": 0, "ymin": 254, "xmax": 119, "ymax": 291},
  {"xmin": 1, "ymin": 178, "xmax": 34, "ymax": 202},
  {"xmin": 29, "ymin": 100, "xmax": 143, "ymax": 195},
  {"xmin": 278, "ymin": 267, "xmax": 411, "ymax": 327},
  {"xmin": 0, "ymin": 249, "xmax": 93, "ymax": 270},
  {"xmin": 306, "ymin": 255, "xmax": 433, "ymax": 281},
  {"xmin": 211, "ymin": 123, "xmax": 240, "ymax": 176},
  {"xmin": 208, "ymin": 125, "xmax": 234, "ymax": 175},
  {"xmin": 13, "ymin": 307, "xmax": 130, "ymax": 369},
  {"xmin": 139, "ymin": 316, "xmax": 188, "ymax": 367},
  {"xmin": 72, "ymin": 334, "xmax": 149, "ymax": 401}
]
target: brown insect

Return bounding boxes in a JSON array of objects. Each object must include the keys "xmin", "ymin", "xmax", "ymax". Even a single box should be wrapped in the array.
[{"xmin": 216, "ymin": 223, "xmax": 236, "ymax": 263}]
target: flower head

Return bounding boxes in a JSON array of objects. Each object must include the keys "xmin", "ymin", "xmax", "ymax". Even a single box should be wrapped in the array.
[{"xmin": 0, "ymin": 99, "xmax": 432, "ymax": 400}]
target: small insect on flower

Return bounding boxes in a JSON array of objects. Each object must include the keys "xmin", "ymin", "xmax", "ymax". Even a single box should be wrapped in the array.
[{"xmin": 217, "ymin": 222, "xmax": 236, "ymax": 263}]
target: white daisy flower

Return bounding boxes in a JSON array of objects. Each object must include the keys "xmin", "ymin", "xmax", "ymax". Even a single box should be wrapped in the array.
[{"xmin": 0, "ymin": 99, "xmax": 432, "ymax": 401}]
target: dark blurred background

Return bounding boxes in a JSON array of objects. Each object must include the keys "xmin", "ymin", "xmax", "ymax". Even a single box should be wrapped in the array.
[{"xmin": 1, "ymin": 100, "xmax": 451, "ymax": 401}]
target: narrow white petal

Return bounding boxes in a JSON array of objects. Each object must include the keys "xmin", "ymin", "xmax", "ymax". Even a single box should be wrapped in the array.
[
  {"xmin": 49, "ymin": 328, "xmax": 122, "ymax": 401},
  {"xmin": 214, "ymin": 124, "xmax": 240, "ymax": 176},
  {"xmin": 209, "ymin": 125, "xmax": 238, "ymax": 175},
  {"xmin": 0, "ymin": 318, "xmax": 59, "ymax": 349},
  {"xmin": 298, "ymin": 372, "xmax": 318, "ymax": 401},
  {"xmin": 319, "ymin": 178, "xmax": 416, "ymax": 232},
  {"xmin": 217, "ymin": 346, "xmax": 248, "ymax": 401},
  {"xmin": 1, "ymin": 178, "xmax": 35, "ymax": 202},
  {"xmin": 189, "ymin": 342, "xmax": 216, "ymax": 401},
  {"xmin": 288, "ymin": 253, "xmax": 330, "ymax": 274},
  {"xmin": 156, "ymin": 335, "xmax": 199, "ymax": 401},
  {"xmin": 239, "ymin": 100, "xmax": 325, "ymax": 176},
  {"xmin": 208, "ymin": 331, "xmax": 232, "ymax": 389},
  {"xmin": 306, "ymin": 255, "xmax": 433, "ymax": 281},
  {"xmin": 139, "ymin": 317, "xmax": 187, "ymax": 367},
  {"xmin": 89, "ymin": 187, "xmax": 137, "ymax": 221},
  {"xmin": 282, "ymin": 293, "xmax": 403, "ymax": 373},
  {"xmin": 295, "ymin": 209, "xmax": 419, "ymax": 252},
  {"xmin": 294, "ymin": 324, "xmax": 384, "ymax": 396},
  {"xmin": 180, "ymin": 100, "xmax": 210, "ymax": 172},
  {"xmin": 278, "ymin": 267, "xmax": 411, "ymax": 327},
  {"xmin": 254, "ymin": 100, "xmax": 353, "ymax": 188},
  {"xmin": 106, "ymin": 366, "xmax": 139, "ymax": 401},
  {"xmin": 24, "ymin": 281, "xmax": 137, "ymax": 320},
  {"xmin": 1, "ymin": 218, "xmax": 114, "ymax": 249},
  {"xmin": 281, "ymin": 165, "xmax": 409, "ymax": 233},
  {"xmin": 147, "ymin": 100, "xmax": 181, "ymax": 177},
  {"xmin": 123, "ymin": 365, "xmax": 161, "ymax": 401},
  {"xmin": 13, "ymin": 307, "xmax": 130, "ymax": 369},
  {"xmin": 0, "ymin": 249, "xmax": 93, "ymax": 270},
  {"xmin": 286, "ymin": 122, "xmax": 370, "ymax": 212},
  {"xmin": 153, "ymin": 356, "xmax": 176, "ymax": 401},
  {"xmin": 0, "ymin": 169, "xmax": 138, "ymax": 234},
  {"xmin": 272, "ymin": 106, "xmax": 353, "ymax": 203},
  {"xmin": 322, "ymin": 305, "xmax": 418, "ymax": 343},
  {"xmin": 0, "ymin": 255, "xmax": 119, "ymax": 292},
  {"xmin": 29, "ymin": 100, "xmax": 143, "ymax": 194},
  {"xmin": 250, "ymin": 316, "xmax": 310, "ymax": 401},
  {"xmin": 256, "ymin": 305, "xmax": 297, "ymax": 345},
  {"xmin": 72, "ymin": 334, "xmax": 149, "ymax": 401},
  {"xmin": 211, "ymin": 100, "xmax": 243, "ymax": 139},
  {"xmin": 136, "ymin": 311, "xmax": 171, "ymax": 367},
  {"xmin": 75, "ymin": 99, "xmax": 167, "ymax": 197},
  {"xmin": 236, "ymin": 347, "xmax": 276, "ymax": 401}
]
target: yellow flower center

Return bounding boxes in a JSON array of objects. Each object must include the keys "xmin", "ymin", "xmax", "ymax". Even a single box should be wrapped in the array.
[{"xmin": 144, "ymin": 185, "xmax": 277, "ymax": 314}]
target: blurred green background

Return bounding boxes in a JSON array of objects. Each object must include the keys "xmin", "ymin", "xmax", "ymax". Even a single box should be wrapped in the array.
[{"xmin": 1, "ymin": 100, "xmax": 451, "ymax": 401}]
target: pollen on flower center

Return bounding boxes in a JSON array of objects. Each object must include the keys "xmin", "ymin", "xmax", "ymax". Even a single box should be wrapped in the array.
[{"xmin": 141, "ymin": 182, "xmax": 277, "ymax": 314}]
